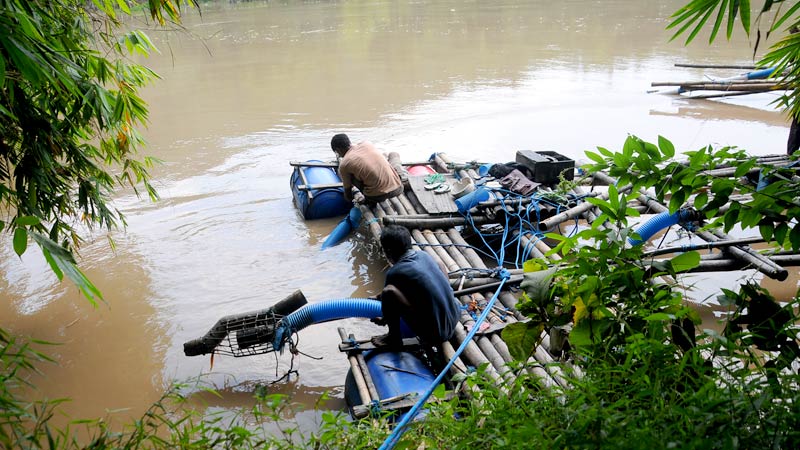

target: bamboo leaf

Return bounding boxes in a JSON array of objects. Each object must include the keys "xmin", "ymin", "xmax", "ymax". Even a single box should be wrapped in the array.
[
  {"xmin": 688, "ymin": 6, "xmax": 717, "ymax": 44},
  {"xmin": 771, "ymin": 1, "xmax": 800, "ymax": 31},
  {"xmin": 739, "ymin": 0, "xmax": 751, "ymax": 35},
  {"xmin": 727, "ymin": 0, "xmax": 738, "ymax": 39},
  {"xmin": 42, "ymin": 248, "xmax": 64, "ymax": 281},
  {"xmin": 117, "ymin": 0, "xmax": 131, "ymax": 14},
  {"xmin": 710, "ymin": 0, "xmax": 729, "ymax": 43},
  {"xmin": 14, "ymin": 215, "xmax": 40, "ymax": 226},
  {"xmin": 13, "ymin": 227, "xmax": 28, "ymax": 256}
]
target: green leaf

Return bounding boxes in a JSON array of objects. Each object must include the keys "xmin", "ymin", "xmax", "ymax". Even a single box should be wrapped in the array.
[
  {"xmin": 644, "ymin": 312, "xmax": 673, "ymax": 321},
  {"xmin": 759, "ymin": 224, "xmax": 774, "ymax": 242},
  {"xmin": 585, "ymin": 150, "xmax": 605, "ymax": 164},
  {"xmin": 501, "ymin": 321, "xmax": 544, "ymax": 361},
  {"xmin": 117, "ymin": 0, "xmax": 132, "ymax": 14},
  {"xmin": 726, "ymin": 0, "xmax": 737, "ymax": 39},
  {"xmin": 771, "ymin": 0, "xmax": 800, "ymax": 32},
  {"xmin": 687, "ymin": 7, "xmax": 716, "ymax": 45},
  {"xmin": 658, "ymin": 135, "xmax": 675, "ymax": 158},
  {"xmin": 775, "ymin": 222, "xmax": 789, "ymax": 247},
  {"xmin": 41, "ymin": 248, "xmax": 64, "ymax": 281},
  {"xmin": 13, "ymin": 227, "xmax": 28, "ymax": 256},
  {"xmin": 14, "ymin": 215, "xmax": 40, "ymax": 226},
  {"xmin": 739, "ymin": 0, "xmax": 750, "ymax": 36},
  {"xmin": 709, "ymin": 0, "xmax": 729, "ymax": 43},
  {"xmin": 790, "ymin": 223, "xmax": 800, "ymax": 251},
  {"xmin": 694, "ymin": 192, "xmax": 708, "ymax": 210},
  {"xmin": 669, "ymin": 251, "xmax": 701, "ymax": 272}
]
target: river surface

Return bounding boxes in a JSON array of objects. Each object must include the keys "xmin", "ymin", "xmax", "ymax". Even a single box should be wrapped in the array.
[{"xmin": 0, "ymin": 0, "xmax": 793, "ymax": 432}]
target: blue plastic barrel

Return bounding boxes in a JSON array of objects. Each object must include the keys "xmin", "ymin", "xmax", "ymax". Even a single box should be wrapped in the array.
[
  {"xmin": 290, "ymin": 161, "xmax": 351, "ymax": 220},
  {"xmin": 365, "ymin": 351, "xmax": 436, "ymax": 400}
]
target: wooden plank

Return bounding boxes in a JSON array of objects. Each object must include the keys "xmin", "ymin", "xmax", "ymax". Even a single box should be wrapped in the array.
[{"xmin": 407, "ymin": 175, "xmax": 460, "ymax": 214}]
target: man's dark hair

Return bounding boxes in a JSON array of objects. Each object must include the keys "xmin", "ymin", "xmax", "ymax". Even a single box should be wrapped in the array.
[
  {"xmin": 331, "ymin": 133, "xmax": 351, "ymax": 153},
  {"xmin": 380, "ymin": 225, "xmax": 412, "ymax": 262}
]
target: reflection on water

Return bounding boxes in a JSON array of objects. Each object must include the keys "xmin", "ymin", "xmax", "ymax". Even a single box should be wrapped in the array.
[{"xmin": 0, "ymin": 0, "xmax": 794, "ymax": 433}]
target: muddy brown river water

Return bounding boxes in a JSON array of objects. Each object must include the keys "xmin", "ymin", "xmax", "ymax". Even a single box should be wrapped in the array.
[{"xmin": 0, "ymin": 0, "xmax": 794, "ymax": 431}]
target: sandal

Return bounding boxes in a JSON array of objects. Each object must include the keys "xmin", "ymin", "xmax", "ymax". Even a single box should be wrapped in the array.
[
  {"xmin": 434, "ymin": 183, "xmax": 451, "ymax": 194},
  {"xmin": 425, "ymin": 182, "xmax": 443, "ymax": 190}
]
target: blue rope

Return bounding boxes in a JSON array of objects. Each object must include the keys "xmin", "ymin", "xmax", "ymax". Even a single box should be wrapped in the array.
[{"xmin": 378, "ymin": 274, "xmax": 511, "ymax": 450}]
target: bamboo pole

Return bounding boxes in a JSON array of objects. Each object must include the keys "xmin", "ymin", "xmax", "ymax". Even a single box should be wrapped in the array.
[
  {"xmin": 379, "ymin": 198, "xmax": 398, "ymax": 216},
  {"xmin": 388, "ymin": 196, "xmax": 409, "ymax": 215},
  {"xmin": 679, "ymin": 255, "xmax": 800, "ymax": 272},
  {"xmin": 358, "ymin": 205, "xmax": 383, "ymax": 243},
  {"xmin": 435, "ymin": 230, "xmax": 473, "ymax": 269},
  {"xmin": 538, "ymin": 180, "xmax": 632, "ymax": 231},
  {"xmin": 397, "ymin": 193, "xmax": 418, "ymax": 215},
  {"xmin": 447, "ymin": 228, "xmax": 490, "ymax": 269},
  {"xmin": 451, "ymin": 325, "xmax": 503, "ymax": 384},
  {"xmin": 337, "ymin": 328, "xmax": 373, "ymax": 404},
  {"xmin": 355, "ymin": 352, "xmax": 381, "ymax": 401},
  {"xmin": 650, "ymin": 79, "xmax": 782, "ymax": 87},
  {"xmin": 421, "ymin": 229, "xmax": 460, "ymax": 272},
  {"xmin": 674, "ymin": 63, "xmax": 757, "ymax": 70},
  {"xmin": 382, "ymin": 215, "xmax": 492, "ymax": 229}
]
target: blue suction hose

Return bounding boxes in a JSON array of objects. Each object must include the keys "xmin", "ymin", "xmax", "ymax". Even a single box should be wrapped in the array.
[
  {"xmin": 628, "ymin": 209, "xmax": 696, "ymax": 246},
  {"xmin": 273, "ymin": 298, "xmax": 382, "ymax": 351}
]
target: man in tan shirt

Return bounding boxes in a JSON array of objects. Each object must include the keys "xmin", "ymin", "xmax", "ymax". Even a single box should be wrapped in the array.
[{"xmin": 331, "ymin": 134, "xmax": 403, "ymax": 205}]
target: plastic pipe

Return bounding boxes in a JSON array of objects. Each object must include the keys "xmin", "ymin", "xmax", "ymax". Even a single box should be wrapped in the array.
[
  {"xmin": 628, "ymin": 209, "xmax": 694, "ymax": 246},
  {"xmin": 273, "ymin": 298, "xmax": 382, "ymax": 350}
]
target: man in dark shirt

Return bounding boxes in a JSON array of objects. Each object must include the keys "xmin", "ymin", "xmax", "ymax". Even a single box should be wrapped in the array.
[{"xmin": 372, "ymin": 225, "xmax": 461, "ymax": 350}]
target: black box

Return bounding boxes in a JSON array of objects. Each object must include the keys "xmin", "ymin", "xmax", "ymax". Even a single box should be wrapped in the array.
[{"xmin": 515, "ymin": 150, "xmax": 575, "ymax": 185}]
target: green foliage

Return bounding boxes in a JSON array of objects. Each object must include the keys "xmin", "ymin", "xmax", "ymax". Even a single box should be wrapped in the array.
[
  {"xmin": 587, "ymin": 135, "xmax": 800, "ymax": 252},
  {"xmin": 1, "ymin": 326, "xmax": 397, "ymax": 449},
  {"xmin": 669, "ymin": 0, "xmax": 800, "ymax": 118},
  {"xmin": 0, "ymin": 0, "xmax": 195, "ymax": 301},
  {"xmin": 497, "ymin": 134, "xmax": 800, "ymax": 448}
]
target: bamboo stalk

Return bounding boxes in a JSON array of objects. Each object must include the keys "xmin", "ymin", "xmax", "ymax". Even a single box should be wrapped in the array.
[
  {"xmin": 355, "ymin": 352, "xmax": 381, "ymax": 401},
  {"xmin": 680, "ymin": 83, "xmax": 784, "ymax": 92},
  {"xmin": 650, "ymin": 79, "xmax": 781, "ymax": 87},
  {"xmin": 447, "ymin": 228, "xmax": 489, "ymax": 269},
  {"xmin": 382, "ymin": 215, "xmax": 492, "ymax": 229},
  {"xmin": 421, "ymin": 229, "xmax": 460, "ymax": 272},
  {"xmin": 388, "ymin": 196, "xmax": 409, "ymax": 215},
  {"xmin": 451, "ymin": 325, "xmax": 503, "ymax": 383},
  {"xmin": 337, "ymin": 328, "xmax": 372, "ymax": 404},
  {"xmin": 435, "ymin": 230, "xmax": 474, "ymax": 269},
  {"xmin": 379, "ymin": 198, "xmax": 398, "ymax": 216},
  {"xmin": 539, "ymin": 179, "xmax": 632, "ymax": 231},
  {"xmin": 358, "ymin": 205, "xmax": 383, "ymax": 243},
  {"xmin": 397, "ymin": 192, "xmax": 418, "ymax": 215},
  {"xmin": 689, "ymin": 255, "xmax": 800, "ymax": 271},
  {"xmin": 674, "ymin": 63, "xmax": 757, "ymax": 70}
]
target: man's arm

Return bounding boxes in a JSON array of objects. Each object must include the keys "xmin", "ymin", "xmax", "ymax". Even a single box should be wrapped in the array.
[{"xmin": 339, "ymin": 166, "xmax": 354, "ymax": 201}]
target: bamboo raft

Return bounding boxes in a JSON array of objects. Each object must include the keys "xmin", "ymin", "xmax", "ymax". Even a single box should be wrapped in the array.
[
  {"xmin": 650, "ymin": 63, "xmax": 787, "ymax": 100},
  {"xmin": 327, "ymin": 150, "xmax": 800, "ymax": 409}
]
